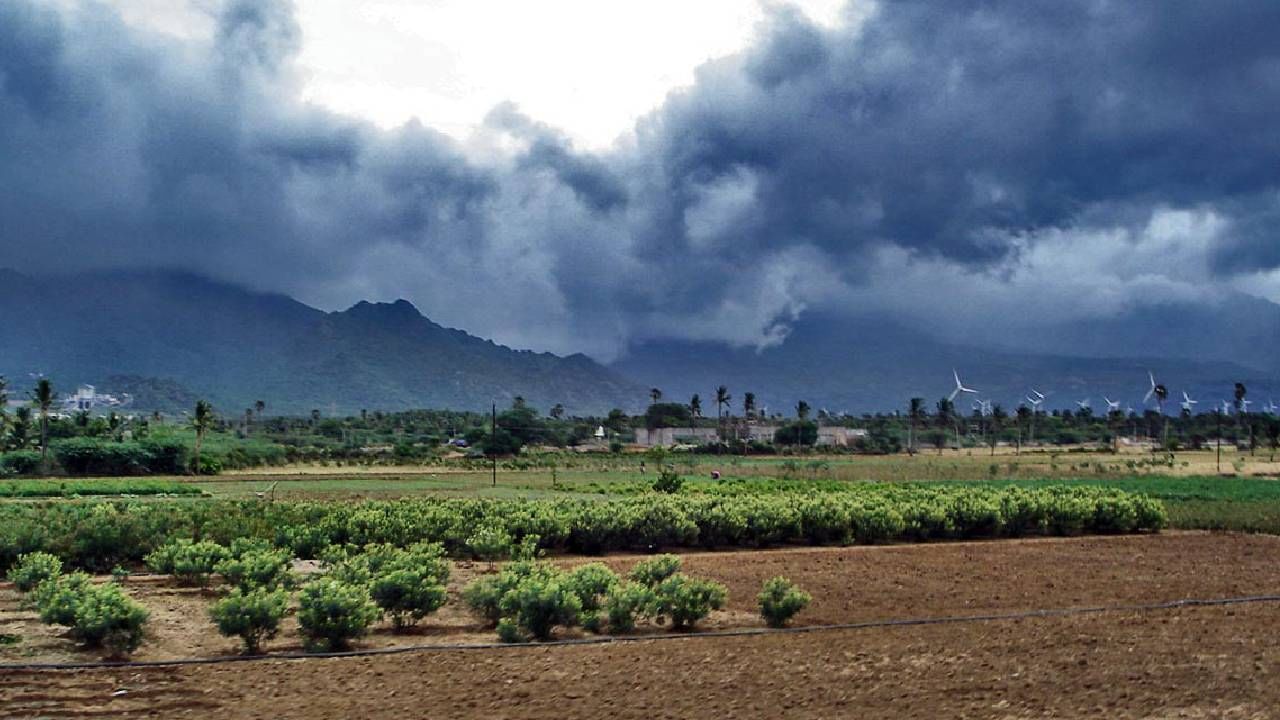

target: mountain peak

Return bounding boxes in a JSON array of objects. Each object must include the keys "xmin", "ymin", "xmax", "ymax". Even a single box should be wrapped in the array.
[{"xmin": 342, "ymin": 298, "xmax": 423, "ymax": 320}]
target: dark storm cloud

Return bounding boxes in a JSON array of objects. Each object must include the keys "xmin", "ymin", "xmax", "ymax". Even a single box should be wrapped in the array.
[
  {"xmin": 485, "ymin": 102, "xmax": 629, "ymax": 213},
  {"xmin": 3, "ymin": 0, "xmax": 1280, "ymax": 358},
  {"xmin": 631, "ymin": 1, "xmax": 1280, "ymax": 270}
]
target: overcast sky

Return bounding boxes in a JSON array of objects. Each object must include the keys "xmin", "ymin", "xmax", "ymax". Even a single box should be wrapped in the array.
[{"xmin": 5, "ymin": 0, "xmax": 1280, "ymax": 360}]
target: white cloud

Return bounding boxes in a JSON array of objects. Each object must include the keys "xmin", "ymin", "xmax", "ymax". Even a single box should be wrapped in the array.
[{"xmin": 841, "ymin": 207, "xmax": 1232, "ymax": 338}]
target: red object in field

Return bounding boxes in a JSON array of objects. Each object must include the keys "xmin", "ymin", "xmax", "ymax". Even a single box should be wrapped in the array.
[{"xmin": 711, "ymin": 470, "xmax": 721, "ymax": 480}]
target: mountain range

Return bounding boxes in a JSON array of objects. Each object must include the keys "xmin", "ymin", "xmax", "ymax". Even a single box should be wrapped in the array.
[
  {"xmin": 0, "ymin": 269, "xmax": 641, "ymax": 415},
  {"xmin": 1, "ymin": 269, "xmax": 1276, "ymax": 416}
]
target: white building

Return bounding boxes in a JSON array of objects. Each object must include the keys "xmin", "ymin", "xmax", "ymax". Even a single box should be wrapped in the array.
[{"xmin": 59, "ymin": 384, "xmax": 131, "ymax": 413}]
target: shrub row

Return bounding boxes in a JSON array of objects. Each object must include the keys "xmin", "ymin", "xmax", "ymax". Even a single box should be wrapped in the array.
[
  {"xmin": 151, "ymin": 538, "xmax": 451, "ymax": 653},
  {"xmin": 463, "ymin": 553, "xmax": 730, "ymax": 641},
  {"xmin": 0, "ymin": 478, "xmax": 201, "ymax": 498},
  {"xmin": 0, "ymin": 486, "xmax": 1165, "ymax": 572},
  {"xmin": 6, "ymin": 552, "xmax": 149, "ymax": 658},
  {"xmin": 50, "ymin": 438, "xmax": 191, "ymax": 476}
]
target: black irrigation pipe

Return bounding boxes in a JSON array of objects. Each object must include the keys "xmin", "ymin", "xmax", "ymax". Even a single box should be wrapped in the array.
[{"xmin": 3, "ymin": 593, "xmax": 1279, "ymax": 673}]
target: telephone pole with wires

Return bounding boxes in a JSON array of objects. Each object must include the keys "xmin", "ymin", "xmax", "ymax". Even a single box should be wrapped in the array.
[{"xmin": 491, "ymin": 402, "xmax": 498, "ymax": 487}]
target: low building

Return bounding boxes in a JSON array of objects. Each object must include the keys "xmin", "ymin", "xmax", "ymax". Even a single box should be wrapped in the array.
[
  {"xmin": 743, "ymin": 424, "xmax": 782, "ymax": 443},
  {"xmin": 633, "ymin": 427, "xmax": 721, "ymax": 447},
  {"xmin": 816, "ymin": 426, "xmax": 867, "ymax": 447}
]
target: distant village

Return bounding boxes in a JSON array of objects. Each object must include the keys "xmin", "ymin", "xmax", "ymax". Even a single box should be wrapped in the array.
[
  {"xmin": 3, "ymin": 384, "xmax": 133, "ymax": 417},
  {"xmin": 634, "ymin": 425, "xmax": 865, "ymax": 448}
]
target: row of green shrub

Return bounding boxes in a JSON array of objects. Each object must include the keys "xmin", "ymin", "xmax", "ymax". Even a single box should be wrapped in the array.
[
  {"xmin": 0, "ymin": 479, "xmax": 201, "ymax": 498},
  {"xmin": 144, "ymin": 540, "xmax": 779, "ymax": 650},
  {"xmin": 10, "ymin": 541, "xmax": 810, "ymax": 657},
  {"xmin": 0, "ymin": 486, "xmax": 1164, "ymax": 573},
  {"xmin": 0, "ymin": 436, "xmax": 292, "ymax": 478},
  {"xmin": 6, "ymin": 552, "xmax": 149, "ymax": 657}
]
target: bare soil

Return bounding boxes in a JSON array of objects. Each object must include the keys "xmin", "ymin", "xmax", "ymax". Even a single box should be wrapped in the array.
[{"xmin": 2, "ymin": 532, "xmax": 1279, "ymax": 718}]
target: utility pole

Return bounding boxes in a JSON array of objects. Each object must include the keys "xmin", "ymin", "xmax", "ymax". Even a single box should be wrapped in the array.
[{"xmin": 491, "ymin": 402, "xmax": 497, "ymax": 487}]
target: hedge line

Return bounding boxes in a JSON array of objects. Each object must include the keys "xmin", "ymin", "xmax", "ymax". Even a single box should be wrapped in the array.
[{"xmin": 0, "ymin": 485, "xmax": 1165, "ymax": 572}]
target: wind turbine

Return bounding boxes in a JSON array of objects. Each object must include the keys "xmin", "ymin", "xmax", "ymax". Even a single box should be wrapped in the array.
[
  {"xmin": 1266, "ymin": 399, "xmax": 1279, "ymax": 415},
  {"xmin": 1023, "ymin": 393, "xmax": 1045, "ymax": 446},
  {"xmin": 1104, "ymin": 397, "xmax": 1122, "ymax": 414},
  {"xmin": 1075, "ymin": 398, "xmax": 1091, "ymax": 411},
  {"xmin": 1181, "ymin": 391, "xmax": 1199, "ymax": 414},
  {"xmin": 949, "ymin": 370, "xmax": 978, "ymax": 402},
  {"xmin": 1143, "ymin": 371, "xmax": 1168, "ymax": 410}
]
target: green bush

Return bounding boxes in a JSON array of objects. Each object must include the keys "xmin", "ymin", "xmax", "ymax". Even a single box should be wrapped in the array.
[
  {"xmin": 603, "ymin": 582, "xmax": 656, "ymax": 633},
  {"xmin": 327, "ymin": 542, "xmax": 449, "ymax": 587},
  {"xmin": 757, "ymin": 576, "xmax": 811, "ymax": 628},
  {"xmin": 496, "ymin": 617, "xmax": 524, "ymax": 643},
  {"xmin": 209, "ymin": 587, "xmax": 289, "ymax": 654},
  {"xmin": 461, "ymin": 560, "xmax": 543, "ymax": 626},
  {"xmin": 465, "ymin": 525, "xmax": 513, "ymax": 561},
  {"xmin": 0, "ymin": 451, "xmax": 43, "ymax": 476},
  {"xmin": 369, "ymin": 570, "xmax": 447, "ymax": 630},
  {"xmin": 7, "ymin": 552, "xmax": 62, "ymax": 592},
  {"xmin": 32, "ymin": 572, "xmax": 93, "ymax": 626},
  {"xmin": 146, "ymin": 540, "xmax": 229, "ymax": 587},
  {"xmin": 143, "ymin": 540, "xmax": 183, "ymax": 574},
  {"xmin": 628, "ymin": 554, "xmax": 682, "ymax": 587},
  {"xmin": 215, "ymin": 548, "xmax": 295, "ymax": 591},
  {"xmin": 652, "ymin": 469, "xmax": 684, "ymax": 494},
  {"xmin": 497, "ymin": 571, "xmax": 582, "ymax": 642},
  {"xmin": 564, "ymin": 563, "xmax": 619, "ymax": 632},
  {"xmin": 69, "ymin": 584, "xmax": 149, "ymax": 657},
  {"xmin": 228, "ymin": 537, "xmax": 276, "ymax": 558},
  {"xmin": 296, "ymin": 579, "xmax": 380, "ymax": 652},
  {"xmin": 652, "ymin": 574, "xmax": 727, "ymax": 631},
  {"xmin": 461, "ymin": 575, "xmax": 507, "ymax": 625}
]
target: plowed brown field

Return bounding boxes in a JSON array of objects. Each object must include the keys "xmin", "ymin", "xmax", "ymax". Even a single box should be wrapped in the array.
[{"xmin": 3, "ymin": 532, "xmax": 1278, "ymax": 719}]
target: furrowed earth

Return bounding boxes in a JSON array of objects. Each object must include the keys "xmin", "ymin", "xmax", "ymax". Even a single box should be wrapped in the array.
[{"xmin": 2, "ymin": 532, "xmax": 1278, "ymax": 718}]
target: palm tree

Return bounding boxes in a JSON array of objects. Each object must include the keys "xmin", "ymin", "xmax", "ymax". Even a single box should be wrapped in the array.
[
  {"xmin": 32, "ymin": 378, "xmax": 54, "ymax": 473},
  {"xmin": 255, "ymin": 399, "xmax": 266, "ymax": 419},
  {"xmin": 795, "ymin": 400, "xmax": 811, "ymax": 421},
  {"xmin": 192, "ymin": 400, "xmax": 214, "ymax": 475},
  {"xmin": 1231, "ymin": 382, "xmax": 1254, "ymax": 454},
  {"xmin": 935, "ymin": 398, "xmax": 954, "ymax": 454},
  {"xmin": 989, "ymin": 403, "xmax": 1006, "ymax": 456},
  {"xmin": 1015, "ymin": 404, "xmax": 1031, "ymax": 454},
  {"xmin": 649, "ymin": 388, "xmax": 662, "ymax": 405},
  {"xmin": 550, "ymin": 403, "xmax": 565, "ymax": 420},
  {"xmin": 715, "ymin": 385, "xmax": 731, "ymax": 439},
  {"xmin": 743, "ymin": 392, "xmax": 756, "ymax": 420},
  {"xmin": 689, "ymin": 394, "xmax": 702, "ymax": 419},
  {"xmin": 10, "ymin": 406, "xmax": 32, "ymax": 449},
  {"xmin": 907, "ymin": 397, "xmax": 925, "ymax": 455}
]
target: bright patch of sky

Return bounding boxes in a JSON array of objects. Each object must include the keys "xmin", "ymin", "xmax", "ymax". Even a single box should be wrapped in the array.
[{"xmin": 74, "ymin": 0, "xmax": 850, "ymax": 150}]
